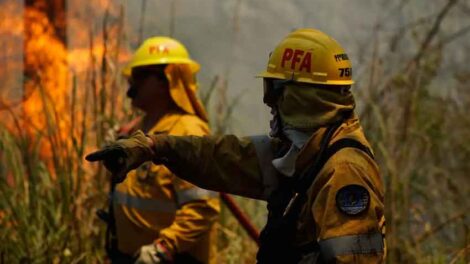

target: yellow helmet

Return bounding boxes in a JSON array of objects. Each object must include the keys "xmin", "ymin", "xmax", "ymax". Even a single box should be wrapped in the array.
[
  {"xmin": 123, "ymin": 36, "xmax": 200, "ymax": 76},
  {"xmin": 257, "ymin": 28, "xmax": 354, "ymax": 85}
]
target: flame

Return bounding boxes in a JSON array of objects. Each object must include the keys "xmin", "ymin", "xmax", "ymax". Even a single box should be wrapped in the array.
[
  {"xmin": 0, "ymin": 0, "xmax": 130, "ymax": 176},
  {"xmin": 0, "ymin": 1, "xmax": 68, "ymax": 137},
  {"xmin": 22, "ymin": 5, "xmax": 69, "ymax": 134},
  {"xmin": 0, "ymin": 1, "xmax": 24, "ymax": 110}
]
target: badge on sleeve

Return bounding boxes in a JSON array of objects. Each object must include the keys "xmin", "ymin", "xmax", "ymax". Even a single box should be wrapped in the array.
[{"xmin": 335, "ymin": 185, "xmax": 370, "ymax": 215}]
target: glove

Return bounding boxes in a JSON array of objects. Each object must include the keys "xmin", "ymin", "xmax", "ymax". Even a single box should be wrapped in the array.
[
  {"xmin": 85, "ymin": 130, "xmax": 155, "ymax": 183},
  {"xmin": 134, "ymin": 241, "xmax": 173, "ymax": 264}
]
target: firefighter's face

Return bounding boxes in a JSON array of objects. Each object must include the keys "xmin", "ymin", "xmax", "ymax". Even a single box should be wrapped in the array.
[{"xmin": 128, "ymin": 65, "xmax": 169, "ymax": 112}]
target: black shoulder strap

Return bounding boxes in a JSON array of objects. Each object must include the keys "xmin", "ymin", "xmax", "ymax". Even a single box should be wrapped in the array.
[
  {"xmin": 295, "ymin": 138, "xmax": 374, "ymax": 194},
  {"xmin": 325, "ymin": 138, "xmax": 374, "ymax": 161}
]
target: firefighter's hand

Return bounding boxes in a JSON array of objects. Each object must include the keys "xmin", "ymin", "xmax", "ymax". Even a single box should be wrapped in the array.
[
  {"xmin": 85, "ymin": 130, "xmax": 155, "ymax": 183},
  {"xmin": 134, "ymin": 241, "xmax": 173, "ymax": 264}
]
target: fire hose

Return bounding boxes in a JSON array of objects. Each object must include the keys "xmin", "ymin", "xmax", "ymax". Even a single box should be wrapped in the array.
[{"xmin": 220, "ymin": 192, "xmax": 260, "ymax": 245}]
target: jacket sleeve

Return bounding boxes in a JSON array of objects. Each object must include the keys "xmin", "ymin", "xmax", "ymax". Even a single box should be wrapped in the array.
[
  {"xmin": 158, "ymin": 176, "xmax": 220, "ymax": 255},
  {"xmin": 150, "ymin": 134, "xmax": 268, "ymax": 200},
  {"xmin": 310, "ymin": 149, "xmax": 386, "ymax": 263},
  {"xmin": 152, "ymin": 117, "xmax": 220, "ymax": 256}
]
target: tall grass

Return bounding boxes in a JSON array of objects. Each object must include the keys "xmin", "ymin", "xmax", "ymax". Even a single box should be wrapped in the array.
[
  {"xmin": 0, "ymin": 4, "xmax": 128, "ymax": 263},
  {"xmin": 1, "ymin": 0, "xmax": 469, "ymax": 263},
  {"xmin": 357, "ymin": 1, "xmax": 470, "ymax": 262},
  {"xmin": 0, "ymin": 106, "xmax": 102, "ymax": 263}
]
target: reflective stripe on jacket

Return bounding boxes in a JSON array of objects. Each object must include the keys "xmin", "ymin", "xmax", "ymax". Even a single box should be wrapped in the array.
[{"xmin": 114, "ymin": 111, "xmax": 220, "ymax": 264}]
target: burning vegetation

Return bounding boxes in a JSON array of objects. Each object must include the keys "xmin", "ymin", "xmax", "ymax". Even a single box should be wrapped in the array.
[{"xmin": 0, "ymin": 1, "xmax": 130, "ymax": 262}]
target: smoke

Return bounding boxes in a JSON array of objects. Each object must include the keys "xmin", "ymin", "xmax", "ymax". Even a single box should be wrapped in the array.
[{"xmin": 1, "ymin": 0, "xmax": 469, "ymax": 135}]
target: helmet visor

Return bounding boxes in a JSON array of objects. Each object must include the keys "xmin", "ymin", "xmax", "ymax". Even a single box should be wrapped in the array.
[{"xmin": 263, "ymin": 78, "xmax": 288, "ymax": 107}]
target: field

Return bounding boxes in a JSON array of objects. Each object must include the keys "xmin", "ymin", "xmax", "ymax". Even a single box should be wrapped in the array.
[{"xmin": 1, "ymin": 0, "xmax": 469, "ymax": 263}]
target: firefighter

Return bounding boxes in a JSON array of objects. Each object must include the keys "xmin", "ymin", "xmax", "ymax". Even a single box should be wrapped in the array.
[
  {"xmin": 105, "ymin": 36, "xmax": 219, "ymax": 264},
  {"xmin": 88, "ymin": 29, "xmax": 386, "ymax": 263}
]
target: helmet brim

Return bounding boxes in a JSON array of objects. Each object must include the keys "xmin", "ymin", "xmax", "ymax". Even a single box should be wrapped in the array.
[
  {"xmin": 122, "ymin": 59, "xmax": 200, "ymax": 77},
  {"xmin": 256, "ymin": 70, "xmax": 354, "ymax": 85}
]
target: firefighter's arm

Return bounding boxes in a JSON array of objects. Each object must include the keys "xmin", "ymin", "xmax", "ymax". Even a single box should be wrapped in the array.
[
  {"xmin": 158, "ymin": 178, "xmax": 220, "ymax": 256},
  {"xmin": 149, "ymin": 134, "xmax": 270, "ymax": 200},
  {"xmin": 310, "ymin": 150, "xmax": 386, "ymax": 263},
  {"xmin": 85, "ymin": 131, "xmax": 274, "ymax": 200}
]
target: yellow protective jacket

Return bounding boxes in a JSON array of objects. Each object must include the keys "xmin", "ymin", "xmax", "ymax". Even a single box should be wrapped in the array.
[
  {"xmin": 150, "ymin": 116, "xmax": 385, "ymax": 263},
  {"xmin": 114, "ymin": 111, "xmax": 220, "ymax": 263}
]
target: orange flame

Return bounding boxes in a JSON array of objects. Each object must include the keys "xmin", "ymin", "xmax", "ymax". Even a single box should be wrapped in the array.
[{"xmin": 0, "ymin": 0, "xmax": 130, "ymax": 176}]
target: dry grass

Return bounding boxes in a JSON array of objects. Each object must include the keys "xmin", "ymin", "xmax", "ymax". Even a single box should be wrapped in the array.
[
  {"xmin": 356, "ymin": 1, "xmax": 470, "ymax": 263},
  {"xmin": 1, "ymin": 0, "xmax": 470, "ymax": 263}
]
